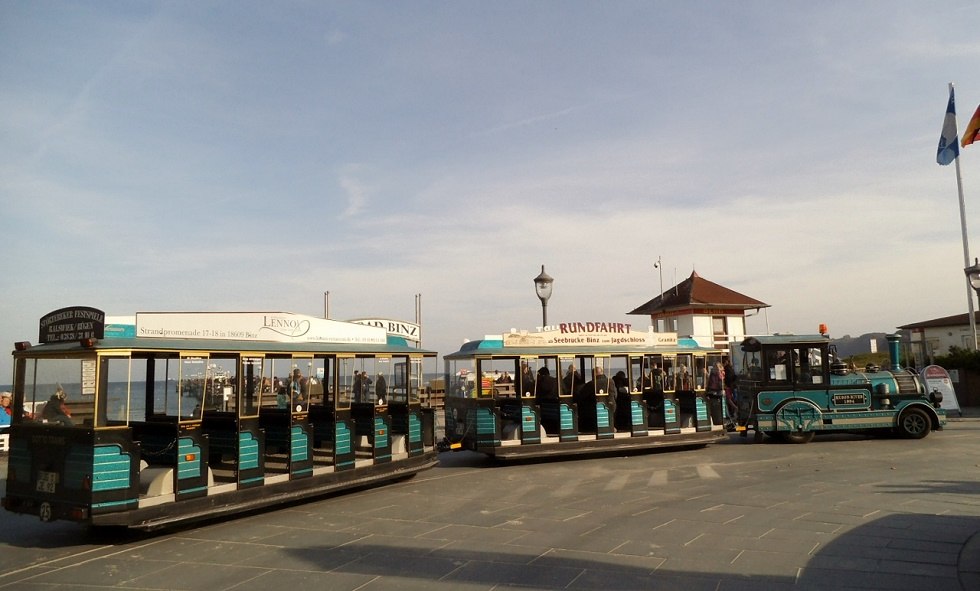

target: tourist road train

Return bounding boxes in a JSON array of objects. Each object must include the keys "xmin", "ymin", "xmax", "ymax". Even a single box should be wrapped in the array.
[{"xmin": 2, "ymin": 307, "xmax": 945, "ymax": 529}]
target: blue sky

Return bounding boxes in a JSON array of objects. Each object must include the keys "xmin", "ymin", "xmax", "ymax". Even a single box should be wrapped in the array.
[{"xmin": 3, "ymin": 1, "xmax": 980, "ymax": 381}]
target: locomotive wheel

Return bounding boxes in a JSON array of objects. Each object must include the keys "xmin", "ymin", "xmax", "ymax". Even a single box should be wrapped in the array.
[
  {"xmin": 778, "ymin": 430, "xmax": 815, "ymax": 444},
  {"xmin": 896, "ymin": 407, "xmax": 931, "ymax": 439}
]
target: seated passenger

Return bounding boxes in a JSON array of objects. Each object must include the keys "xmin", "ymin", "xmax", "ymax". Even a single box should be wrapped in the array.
[
  {"xmin": 0, "ymin": 392, "xmax": 10, "ymax": 430},
  {"xmin": 642, "ymin": 380, "xmax": 666, "ymax": 427},
  {"xmin": 675, "ymin": 365, "xmax": 691, "ymax": 391},
  {"xmin": 516, "ymin": 362, "xmax": 535, "ymax": 397},
  {"xmin": 40, "ymin": 386, "xmax": 73, "ymax": 427},
  {"xmin": 534, "ymin": 367, "xmax": 558, "ymax": 402},
  {"xmin": 561, "ymin": 365, "xmax": 579, "ymax": 396},
  {"xmin": 613, "ymin": 371, "xmax": 631, "ymax": 430},
  {"xmin": 576, "ymin": 367, "xmax": 612, "ymax": 432}
]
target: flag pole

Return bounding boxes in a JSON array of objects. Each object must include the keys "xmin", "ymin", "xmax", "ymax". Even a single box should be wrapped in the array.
[{"xmin": 949, "ymin": 82, "xmax": 979, "ymax": 349}]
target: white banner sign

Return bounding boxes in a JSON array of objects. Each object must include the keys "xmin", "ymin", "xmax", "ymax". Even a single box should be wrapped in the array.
[
  {"xmin": 136, "ymin": 312, "xmax": 387, "ymax": 345},
  {"xmin": 349, "ymin": 318, "xmax": 421, "ymax": 343},
  {"xmin": 503, "ymin": 323, "xmax": 677, "ymax": 348}
]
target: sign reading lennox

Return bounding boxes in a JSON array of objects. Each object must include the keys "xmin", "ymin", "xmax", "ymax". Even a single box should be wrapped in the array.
[
  {"xmin": 349, "ymin": 318, "xmax": 421, "ymax": 343},
  {"xmin": 39, "ymin": 306, "xmax": 105, "ymax": 343},
  {"xmin": 136, "ymin": 312, "xmax": 387, "ymax": 345},
  {"xmin": 503, "ymin": 323, "xmax": 677, "ymax": 347}
]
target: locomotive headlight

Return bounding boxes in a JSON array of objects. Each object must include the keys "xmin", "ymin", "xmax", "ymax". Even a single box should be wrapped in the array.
[{"xmin": 929, "ymin": 388, "xmax": 944, "ymax": 408}]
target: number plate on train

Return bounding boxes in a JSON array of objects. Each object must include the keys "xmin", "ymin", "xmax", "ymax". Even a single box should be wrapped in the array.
[{"xmin": 36, "ymin": 471, "xmax": 58, "ymax": 493}]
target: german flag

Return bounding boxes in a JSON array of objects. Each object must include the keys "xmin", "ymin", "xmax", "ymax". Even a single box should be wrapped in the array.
[{"xmin": 962, "ymin": 105, "xmax": 980, "ymax": 148}]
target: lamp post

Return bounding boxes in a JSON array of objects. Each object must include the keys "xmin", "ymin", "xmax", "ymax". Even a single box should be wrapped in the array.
[
  {"xmin": 533, "ymin": 265, "xmax": 554, "ymax": 329},
  {"xmin": 964, "ymin": 258, "xmax": 980, "ymax": 350}
]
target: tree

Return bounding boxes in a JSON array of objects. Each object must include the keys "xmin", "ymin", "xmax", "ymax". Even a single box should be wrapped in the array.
[{"xmin": 933, "ymin": 346, "xmax": 980, "ymax": 373}]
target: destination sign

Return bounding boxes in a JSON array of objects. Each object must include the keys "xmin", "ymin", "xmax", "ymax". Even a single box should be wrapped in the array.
[
  {"xmin": 503, "ymin": 324, "xmax": 677, "ymax": 348},
  {"xmin": 39, "ymin": 306, "xmax": 105, "ymax": 343}
]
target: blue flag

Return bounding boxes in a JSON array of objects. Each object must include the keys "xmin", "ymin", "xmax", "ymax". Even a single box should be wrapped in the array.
[{"xmin": 938, "ymin": 86, "xmax": 959, "ymax": 165}]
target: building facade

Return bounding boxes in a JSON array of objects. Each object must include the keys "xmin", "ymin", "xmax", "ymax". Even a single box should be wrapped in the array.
[
  {"xmin": 627, "ymin": 271, "xmax": 769, "ymax": 351},
  {"xmin": 899, "ymin": 312, "xmax": 980, "ymax": 368}
]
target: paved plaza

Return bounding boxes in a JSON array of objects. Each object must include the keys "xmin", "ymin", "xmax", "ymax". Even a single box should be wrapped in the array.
[{"xmin": 0, "ymin": 418, "xmax": 978, "ymax": 590}]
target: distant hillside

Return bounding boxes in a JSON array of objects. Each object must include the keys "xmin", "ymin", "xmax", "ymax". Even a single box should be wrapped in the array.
[{"xmin": 830, "ymin": 333, "xmax": 888, "ymax": 358}]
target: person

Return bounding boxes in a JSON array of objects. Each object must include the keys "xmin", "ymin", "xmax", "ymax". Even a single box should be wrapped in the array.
[
  {"xmin": 360, "ymin": 371, "xmax": 373, "ymax": 402},
  {"xmin": 561, "ymin": 364, "xmax": 579, "ymax": 396},
  {"xmin": 289, "ymin": 368, "xmax": 309, "ymax": 410},
  {"xmin": 352, "ymin": 371, "xmax": 363, "ymax": 401},
  {"xmin": 593, "ymin": 366, "xmax": 610, "ymax": 395},
  {"xmin": 723, "ymin": 358, "xmax": 738, "ymax": 417},
  {"xmin": 375, "ymin": 372, "xmax": 388, "ymax": 405},
  {"xmin": 534, "ymin": 366, "xmax": 557, "ymax": 402},
  {"xmin": 0, "ymin": 392, "xmax": 11, "ymax": 429},
  {"xmin": 706, "ymin": 362, "xmax": 725, "ymax": 425},
  {"xmin": 675, "ymin": 365, "xmax": 691, "ymax": 391},
  {"xmin": 352, "ymin": 370, "xmax": 373, "ymax": 403},
  {"xmin": 612, "ymin": 370, "xmax": 631, "ymax": 430},
  {"xmin": 575, "ymin": 365, "xmax": 616, "ymax": 432},
  {"xmin": 41, "ymin": 385, "xmax": 73, "ymax": 426},
  {"xmin": 517, "ymin": 362, "xmax": 535, "ymax": 397},
  {"xmin": 637, "ymin": 368, "xmax": 652, "ymax": 392},
  {"xmin": 651, "ymin": 362, "xmax": 665, "ymax": 390},
  {"xmin": 641, "ymin": 374, "xmax": 665, "ymax": 418}
]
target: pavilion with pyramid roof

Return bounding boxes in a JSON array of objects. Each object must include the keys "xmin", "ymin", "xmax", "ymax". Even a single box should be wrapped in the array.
[{"xmin": 627, "ymin": 271, "xmax": 769, "ymax": 351}]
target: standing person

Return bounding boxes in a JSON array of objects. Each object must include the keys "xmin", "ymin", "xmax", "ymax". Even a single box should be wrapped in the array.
[
  {"xmin": 707, "ymin": 362, "xmax": 725, "ymax": 426},
  {"xmin": 723, "ymin": 358, "xmax": 738, "ymax": 418},
  {"xmin": 352, "ymin": 371, "xmax": 363, "ymax": 402},
  {"xmin": 375, "ymin": 372, "xmax": 388, "ymax": 405}
]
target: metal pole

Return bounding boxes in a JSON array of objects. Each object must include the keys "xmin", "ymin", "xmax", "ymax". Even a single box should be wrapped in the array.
[
  {"xmin": 324, "ymin": 291, "xmax": 329, "ymax": 319},
  {"xmin": 654, "ymin": 256, "xmax": 663, "ymax": 297},
  {"xmin": 951, "ymin": 84, "xmax": 978, "ymax": 349}
]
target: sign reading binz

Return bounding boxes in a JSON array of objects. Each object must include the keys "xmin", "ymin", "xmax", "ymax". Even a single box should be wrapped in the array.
[
  {"xmin": 350, "ymin": 318, "xmax": 421, "ymax": 343},
  {"xmin": 39, "ymin": 306, "xmax": 105, "ymax": 343}
]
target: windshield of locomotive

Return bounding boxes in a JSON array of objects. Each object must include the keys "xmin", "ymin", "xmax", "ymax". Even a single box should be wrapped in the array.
[
  {"xmin": 731, "ymin": 345, "xmax": 763, "ymax": 381},
  {"xmin": 18, "ymin": 357, "xmax": 96, "ymax": 428}
]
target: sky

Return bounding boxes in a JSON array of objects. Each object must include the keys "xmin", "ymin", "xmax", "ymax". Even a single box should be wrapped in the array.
[{"xmin": 3, "ymin": 1, "xmax": 980, "ymax": 382}]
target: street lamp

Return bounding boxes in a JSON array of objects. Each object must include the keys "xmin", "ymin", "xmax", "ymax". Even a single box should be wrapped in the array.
[
  {"xmin": 533, "ymin": 265, "xmax": 554, "ymax": 328},
  {"xmin": 964, "ymin": 258, "xmax": 980, "ymax": 350},
  {"xmin": 966, "ymin": 258, "xmax": 980, "ymax": 294}
]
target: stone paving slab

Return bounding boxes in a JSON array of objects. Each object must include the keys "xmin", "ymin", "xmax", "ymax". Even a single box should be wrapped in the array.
[{"xmin": 2, "ymin": 421, "xmax": 980, "ymax": 590}]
